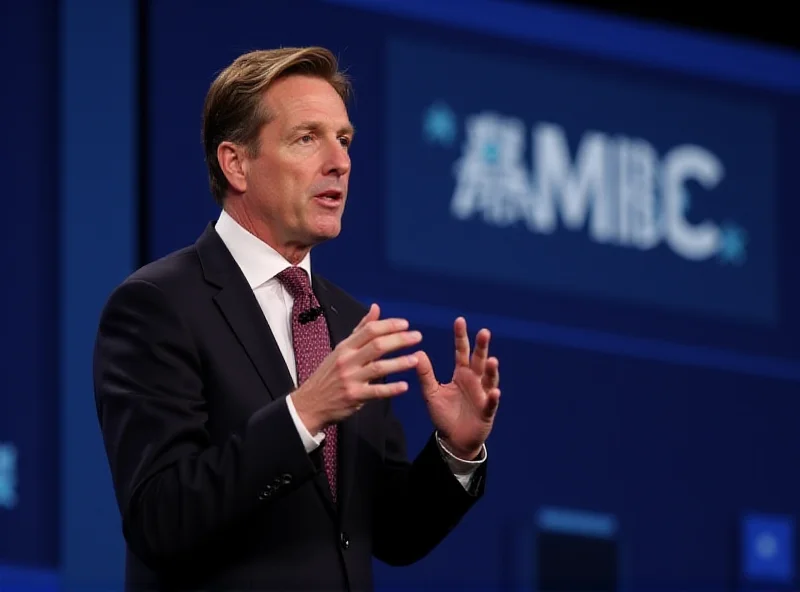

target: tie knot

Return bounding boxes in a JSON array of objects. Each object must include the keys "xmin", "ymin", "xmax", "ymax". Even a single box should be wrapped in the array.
[{"xmin": 276, "ymin": 266, "xmax": 312, "ymax": 300}]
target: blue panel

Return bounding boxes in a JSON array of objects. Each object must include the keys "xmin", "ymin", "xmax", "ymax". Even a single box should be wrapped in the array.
[
  {"xmin": 0, "ymin": 0, "xmax": 59, "ymax": 570},
  {"xmin": 742, "ymin": 513, "xmax": 794, "ymax": 583},
  {"xmin": 324, "ymin": 0, "xmax": 800, "ymax": 94},
  {"xmin": 537, "ymin": 507, "xmax": 618, "ymax": 538},
  {"xmin": 385, "ymin": 36, "xmax": 777, "ymax": 325},
  {"xmin": 0, "ymin": 565, "xmax": 59, "ymax": 592},
  {"xmin": 59, "ymin": 0, "xmax": 137, "ymax": 588}
]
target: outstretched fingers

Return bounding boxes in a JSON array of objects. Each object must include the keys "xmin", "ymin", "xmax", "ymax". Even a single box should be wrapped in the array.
[
  {"xmin": 352, "ymin": 303, "xmax": 381, "ymax": 334},
  {"xmin": 366, "ymin": 380, "xmax": 410, "ymax": 398},
  {"xmin": 348, "ymin": 314, "xmax": 414, "ymax": 350},
  {"xmin": 481, "ymin": 356, "xmax": 499, "ymax": 390},
  {"xmin": 470, "ymin": 328, "xmax": 491, "ymax": 376},
  {"xmin": 454, "ymin": 317, "xmax": 470, "ymax": 368},
  {"xmin": 358, "ymin": 353, "xmax": 420, "ymax": 383},
  {"xmin": 483, "ymin": 387, "xmax": 501, "ymax": 419},
  {"xmin": 414, "ymin": 351, "xmax": 439, "ymax": 398}
]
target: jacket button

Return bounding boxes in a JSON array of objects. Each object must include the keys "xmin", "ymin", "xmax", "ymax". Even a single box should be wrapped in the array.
[{"xmin": 340, "ymin": 532, "xmax": 350, "ymax": 550}]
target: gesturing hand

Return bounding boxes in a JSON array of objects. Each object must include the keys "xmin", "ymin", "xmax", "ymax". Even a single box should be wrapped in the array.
[
  {"xmin": 291, "ymin": 304, "xmax": 422, "ymax": 434},
  {"xmin": 414, "ymin": 317, "xmax": 500, "ymax": 460}
]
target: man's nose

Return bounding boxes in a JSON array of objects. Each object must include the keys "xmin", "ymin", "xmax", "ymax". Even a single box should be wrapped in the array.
[{"xmin": 323, "ymin": 141, "xmax": 351, "ymax": 176}]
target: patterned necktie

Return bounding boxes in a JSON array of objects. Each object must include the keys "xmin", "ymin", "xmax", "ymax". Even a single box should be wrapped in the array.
[{"xmin": 276, "ymin": 266, "xmax": 338, "ymax": 502}]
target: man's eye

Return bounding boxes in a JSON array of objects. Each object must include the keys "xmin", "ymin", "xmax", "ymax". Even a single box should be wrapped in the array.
[
  {"xmin": 339, "ymin": 137, "xmax": 351, "ymax": 148},
  {"xmin": 299, "ymin": 135, "xmax": 313, "ymax": 143}
]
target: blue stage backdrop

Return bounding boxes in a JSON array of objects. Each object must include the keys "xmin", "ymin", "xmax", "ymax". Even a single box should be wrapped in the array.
[
  {"xmin": 4, "ymin": 1, "xmax": 800, "ymax": 591},
  {"xmin": 143, "ymin": 1, "xmax": 800, "ymax": 589}
]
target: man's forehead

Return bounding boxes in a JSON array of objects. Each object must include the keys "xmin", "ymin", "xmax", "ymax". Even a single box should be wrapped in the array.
[
  {"xmin": 273, "ymin": 108, "xmax": 352, "ymax": 131},
  {"xmin": 264, "ymin": 76, "xmax": 346, "ymax": 109}
]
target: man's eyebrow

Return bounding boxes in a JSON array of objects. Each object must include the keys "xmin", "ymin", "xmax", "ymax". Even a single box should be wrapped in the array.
[{"xmin": 287, "ymin": 121, "xmax": 356, "ymax": 137}]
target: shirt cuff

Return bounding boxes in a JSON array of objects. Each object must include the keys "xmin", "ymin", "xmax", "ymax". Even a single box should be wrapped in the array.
[
  {"xmin": 435, "ymin": 431, "xmax": 487, "ymax": 490},
  {"xmin": 285, "ymin": 394, "xmax": 325, "ymax": 453}
]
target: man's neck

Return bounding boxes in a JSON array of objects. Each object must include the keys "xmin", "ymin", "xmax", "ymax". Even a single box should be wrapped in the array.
[{"xmin": 222, "ymin": 202, "xmax": 311, "ymax": 266}]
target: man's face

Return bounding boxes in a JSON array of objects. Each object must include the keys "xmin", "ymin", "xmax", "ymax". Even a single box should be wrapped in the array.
[{"xmin": 242, "ymin": 74, "xmax": 353, "ymax": 251}]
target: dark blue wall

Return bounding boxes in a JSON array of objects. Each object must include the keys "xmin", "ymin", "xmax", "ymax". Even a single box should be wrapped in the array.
[{"xmin": 0, "ymin": 0, "xmax": 59, "ymax": 571}]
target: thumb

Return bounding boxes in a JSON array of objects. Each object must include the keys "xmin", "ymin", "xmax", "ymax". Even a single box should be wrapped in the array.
[{"xmin": 414, "ymin": 351, "xmax": 439, "ymax": 398}]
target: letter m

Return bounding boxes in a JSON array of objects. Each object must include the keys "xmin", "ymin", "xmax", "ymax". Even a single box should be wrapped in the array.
[{"xmin": 530, "ymin": 123, "xmax": 613, "ymax": 242}]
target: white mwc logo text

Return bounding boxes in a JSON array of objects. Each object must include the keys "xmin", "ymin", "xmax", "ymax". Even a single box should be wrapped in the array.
[{"xmin": 424, "ymin": 107, "xmax": 747, "ymax": 264}]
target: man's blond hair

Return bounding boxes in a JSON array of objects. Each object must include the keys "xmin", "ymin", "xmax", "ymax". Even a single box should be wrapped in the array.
[{"xmin": 202, "ymin": 47, "xmax": 352, "ymax": 204}]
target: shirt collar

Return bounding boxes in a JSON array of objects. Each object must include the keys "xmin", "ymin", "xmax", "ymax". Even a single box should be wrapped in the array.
[{"xmin": 214, "ymin": 209, "xmax": 312, "ymax": 290}]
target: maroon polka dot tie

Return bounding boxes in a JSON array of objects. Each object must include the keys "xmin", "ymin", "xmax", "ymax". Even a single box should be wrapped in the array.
[{"xmin": 276, "ymin": 266, "xmax": 338, "ymax": 503}]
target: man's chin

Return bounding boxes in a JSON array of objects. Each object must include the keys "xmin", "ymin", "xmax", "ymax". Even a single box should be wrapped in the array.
[
  {"xmin": 307, "ymin": 223, "xmax": 342, "ymax": 245},
  {"xmin": 314, "ymin": 214, "xmax": 342, "ymax": 235},
  {"xmin": 317, "ymin": 229, "xmax": 342, "ymax": 243}
]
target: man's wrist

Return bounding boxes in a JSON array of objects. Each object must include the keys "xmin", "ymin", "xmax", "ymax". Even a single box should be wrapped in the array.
[
  {"xmin": 437, "ymin": 433, "xmax": 485, "ymax": 462},
  {"xmin": 289, "ymin": 388, "xmax": 323, "ymax": 435},
  {"xmin": 285, "ymin": 394, "xmax": 325, "ymax": 453}
]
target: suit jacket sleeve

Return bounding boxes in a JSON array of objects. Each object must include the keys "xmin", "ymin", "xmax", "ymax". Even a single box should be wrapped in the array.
[
  {"xmin": 93, "ymin": 278, "xmax": 318, "ymax": 571},
  {"xmin": 371, "ymin": 399, "xmax": 487, "ymax": 566}
]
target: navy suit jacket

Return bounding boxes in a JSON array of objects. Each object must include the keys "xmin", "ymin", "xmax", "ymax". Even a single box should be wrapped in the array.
[{"xmin": 93, "ymin": 223, "xmax": 487, "ymax": 591}]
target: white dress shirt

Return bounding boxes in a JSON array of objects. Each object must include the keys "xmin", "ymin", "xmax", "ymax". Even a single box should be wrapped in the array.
[{"xmin": 214, "ymin": 209, "xmax": 486, "ymax": 490}]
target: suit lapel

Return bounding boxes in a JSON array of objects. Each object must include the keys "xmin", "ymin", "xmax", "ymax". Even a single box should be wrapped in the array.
[
  {"xmin": 196, "ymin": 223, "xmax": 295, "ymax": 401},
  {"xmin": 313, "ymin": 276, "xmax": 360, "ymax": 519},
  {"xmin": 197, "ymin": 223, "xmax": 361, "ymax": 520}
]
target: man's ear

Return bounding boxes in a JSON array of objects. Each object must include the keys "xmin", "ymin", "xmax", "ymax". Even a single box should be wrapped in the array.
[{"xmin": 217, "ymin": 141, "xmax": 248, "ymax": 194}]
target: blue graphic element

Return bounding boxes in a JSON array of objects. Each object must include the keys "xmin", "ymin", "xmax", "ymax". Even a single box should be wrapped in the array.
[
  {"xmin": 385, "ymin": 36, "xmax": 777, "ymax": 325},
  {"xmin": 537, "ymin": 507, "xmax": 618, "ymax": 538},
  {"xmin": 422, "ymin": 101, "xmax": 456, "ymax": 146},
  {"xmin": 742, "ymin": 514, "xmax": 794, "ymax": 583},
  {"xmin": 0, "ymin": 443, "xmax": 18, "ymax": 510},
  {"xmin": 718, "ymin": 222, "xmax": 748, "ymax": 265}
]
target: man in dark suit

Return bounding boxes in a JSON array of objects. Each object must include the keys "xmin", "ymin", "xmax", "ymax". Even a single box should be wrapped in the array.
[{"xmin": 93, "ymin": 46, "xmax": 501, "ymax": 591}]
